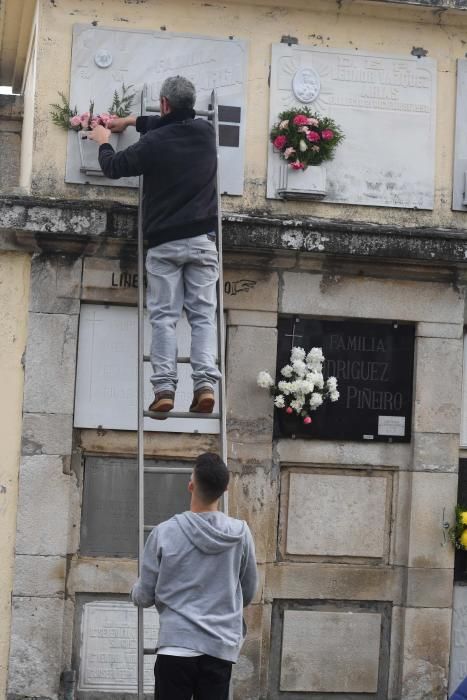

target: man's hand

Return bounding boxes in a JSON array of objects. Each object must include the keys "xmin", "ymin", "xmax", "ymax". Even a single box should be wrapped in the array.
[
  {"xmin": 87, "ymin": 125, "xmax": 111, "ymax": 145},
  {"xmin": 108, "ymin": 115, "xmax": 137, "ymax": 133}
]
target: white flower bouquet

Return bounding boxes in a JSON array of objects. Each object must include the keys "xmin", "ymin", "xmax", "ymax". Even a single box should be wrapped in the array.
[{"xmin": 257, "ymin": 346, "xmax": 339, "ymax": 425}]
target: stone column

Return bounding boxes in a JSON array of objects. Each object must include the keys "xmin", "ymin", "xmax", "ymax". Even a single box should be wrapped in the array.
[
  {"xmin": 7, "ymin": 254, "xmax": 82, "ymax": 700},
  {"xmin": 399, "ymin": 323, "xmax": 463, "ymax": 699},
  {"xmin": 223, "ymin": 267, "xmax": 279, "ymax": 700}
]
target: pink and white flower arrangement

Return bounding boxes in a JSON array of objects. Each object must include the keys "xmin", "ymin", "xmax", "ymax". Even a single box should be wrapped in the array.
[
  {"xmin": 50, "ymin": 84, "xmax": 135, "ymax": 132},
  {"xmin": 257, "ymin": 346, "xmax": 339, "ymax": 425},
  {"xmin": 270, "ymin": 107, "xmax": 344, "ymax": 169}
]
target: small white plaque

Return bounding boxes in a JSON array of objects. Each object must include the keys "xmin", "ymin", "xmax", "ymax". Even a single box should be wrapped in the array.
[
  {"xmin": 78, "ymin": 601, "xmax": 159, "ymax": 692},
  {"xmin": 378, "ymin": 415, "xmax": 405, "ymax": 436},
  {"xmin": 74, "ymin": 304, "xmax": 220, "ymax": 433}
]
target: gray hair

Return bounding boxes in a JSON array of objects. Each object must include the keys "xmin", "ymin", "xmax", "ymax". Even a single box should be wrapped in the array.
[{"xmin": 160, "ymin": 76, "xmax": 196, "ymax": 110}]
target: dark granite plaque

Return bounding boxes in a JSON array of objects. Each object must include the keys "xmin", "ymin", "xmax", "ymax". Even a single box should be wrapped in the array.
[
  {"xmin": 455, "ymin": 459, "xmax": 467, "ymax": 582},
  {"xmin": 80, "ymin": 457, "xmax": 191, "ymax": 557},
  {"xmin": 276, "ymin": 318, "xmax": 415, "ymax": 442}
]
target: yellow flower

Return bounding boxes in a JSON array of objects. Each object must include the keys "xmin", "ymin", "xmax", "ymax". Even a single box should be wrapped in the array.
[
  {"xmin": 460, "ymin": 511, "xmax": 467, "ymax": 526},
  {"xmin": 460, "ymin": 530, "xmax": 467, "ymax": 549}
]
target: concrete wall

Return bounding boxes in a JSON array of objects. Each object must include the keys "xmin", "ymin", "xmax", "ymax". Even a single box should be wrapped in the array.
[
  {"xmin": 23, "ymin": 0, "xmax": 467, "ymax": 230},
  {"xmin": 0, "ymin": 252, "xmax": 30, "ymax": 699}
]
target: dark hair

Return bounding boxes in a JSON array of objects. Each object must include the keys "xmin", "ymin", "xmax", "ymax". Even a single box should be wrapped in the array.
[{"xmin": 193, "ymin": 452, "xmax": 229, "ymax": 503}]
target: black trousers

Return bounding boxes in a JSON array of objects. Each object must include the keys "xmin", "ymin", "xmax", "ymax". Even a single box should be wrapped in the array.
[{"xmin": 154, "ymin": 654, "xmax": 232, "ymax": 700}]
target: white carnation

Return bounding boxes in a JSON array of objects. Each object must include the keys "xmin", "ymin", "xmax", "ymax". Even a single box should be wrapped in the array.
[
  {"xmin": 306, "ymin": 347, "xmax": 324, "ymax": 366},
  {"xmin": 274, "ymin": 394, "xmax": 285, "ymax": 408},
  {"xmin": 278, "ymin": 380, "xmax": 292, "ymax": 395},
  {"xmin": 309, "ymin": 392, "xmax": 323, "ymax": 409},
  {"xmin": 327, "ymin": 376, "xmax": 338, "ymax": 391},
  {"xmin": 290, "ymin": 346, "xmax": 306, "ymax": 362},
  {"xmin": 281, "ymin": 364, "xmax": 293, "ymax": 378},
  {"xmin": 310, "ymin": 371, "xmax": 324, "ymax": 389},
  {"xmin": 330, "ymin": 390, "xmax": 340, "ymax": 402},
  {"xmin": 300, "ymin": 379, "xmax": 315, "ymax": 395},
  {"xmin": 257, "ymin": 370, "xmax": 274, "ymax": 389},
  {"xmin": 292, "ymin": 359, "xmax": 307, "ymax": 377}
]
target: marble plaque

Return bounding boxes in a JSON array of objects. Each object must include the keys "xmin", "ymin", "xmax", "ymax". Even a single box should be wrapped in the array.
[
  {"xmin": 73, "ymin": 303, "xmax": 219, "ymax": 433},
  {"xmin": 280, "ymin": 610, "xmax": 381, "ymax": 692},
  {"xmin": 82, "ymin": 257, "xmax": 278, "ymax": 311},
  {"xmin": 286, "ymin": 472, "xmax": 388, "ymax": 558},
  {"xmin": 67, "ymin": 25, "xmax": 247, "ymax": 193},
  {"xmin": 78, "ymin": 601, "xmax": 158, "ymax": 692},
  {"xmin": 267, "ymin": 44, "xmax": 436, "ymax": 208},
  {"xmin": 80, "ymin": 457, "xmax": 191, "ymax": 557},
  {"xmin": 449, "ymin": 585, "xmax": 467, "ymax": 694}
]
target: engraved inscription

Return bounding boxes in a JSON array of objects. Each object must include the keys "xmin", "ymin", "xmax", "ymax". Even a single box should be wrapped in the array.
[{"xmin": 79, "ymin": 601, "xmax": 159, "ymax": 692}]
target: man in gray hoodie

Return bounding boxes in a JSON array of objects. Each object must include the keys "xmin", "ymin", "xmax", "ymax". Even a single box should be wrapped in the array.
[{"xmin": 131, "ymin": 452, "xmax": 258, "ymax": 700}]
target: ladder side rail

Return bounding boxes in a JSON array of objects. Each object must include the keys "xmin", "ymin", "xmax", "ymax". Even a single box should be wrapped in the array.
[
  {"xmin": 136, "ymin": 84, "xmax": 147, "ymax": 700},
  {"xmin": 211, "ymin": 90, "xmax": 228, "ymax": 515}
]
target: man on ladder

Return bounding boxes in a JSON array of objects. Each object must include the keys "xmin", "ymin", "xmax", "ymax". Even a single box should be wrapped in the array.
[{"xmin": 89, "ymin": 75, "xmax": 220, "ymax": 416}]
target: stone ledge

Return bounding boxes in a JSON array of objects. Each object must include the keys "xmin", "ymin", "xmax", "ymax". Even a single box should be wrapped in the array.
[{"xmin": 2, "ymin": 195, "xmax": 467, "ymax": 267}]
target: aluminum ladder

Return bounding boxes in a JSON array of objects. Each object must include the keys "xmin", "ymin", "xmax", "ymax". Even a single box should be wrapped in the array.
[{"xmin": 136, "ymin": 86, "xmax": 227, "ymax": 698}]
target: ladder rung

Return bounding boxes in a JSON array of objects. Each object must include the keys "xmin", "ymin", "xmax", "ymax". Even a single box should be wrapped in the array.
[
  {"xmin": 143, "ymin": 355, "xmax": 190, "ymax": 363},
  {"xmin": 146, "ymin": 105, "xmax": 214, "ymax": 118},
  {"xmin": 144, "ymin": 648, "xmax": 156, "ymax": 655},
  {"xmin": 142, "ymin": 355, "xmax": 219, "ymax": 364},
  {"xmin": 144, "ymin": 466, "xmax": 193, "ymax": 474},
  {"xmin": 144, "ymin": 410, "xmax": 220, "ymax": 419}
]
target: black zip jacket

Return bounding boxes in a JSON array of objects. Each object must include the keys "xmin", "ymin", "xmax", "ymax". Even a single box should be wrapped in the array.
[{"xmin": 98, "ymin": 109, "xmax": 217, "ymax": 248}]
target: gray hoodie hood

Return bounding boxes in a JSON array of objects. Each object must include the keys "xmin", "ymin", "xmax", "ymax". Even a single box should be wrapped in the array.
[{"xmin": 175, "ymin": 511, "xmax": 245, "ymax": 554}]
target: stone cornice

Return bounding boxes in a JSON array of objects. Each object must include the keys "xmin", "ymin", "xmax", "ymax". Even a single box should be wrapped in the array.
[{"xmin": 1, "ymin": 194, "xmax": 467, "ymax": 269}]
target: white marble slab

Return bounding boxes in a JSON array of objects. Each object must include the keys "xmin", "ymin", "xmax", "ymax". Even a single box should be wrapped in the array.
[
  {"xmin": 67, "ymin": 25, "xmax": 247, "ymax": 194},
  {"xmin": 267, "ymin": 44, "xmax": 436, "ymax": 209},
  {"xmin": 78, "ymin": 601, "xmax": 158, "ymax": 693},
  {"xmin": 74, "ymin": 303, "xmax": 220, "ymax": 433}
]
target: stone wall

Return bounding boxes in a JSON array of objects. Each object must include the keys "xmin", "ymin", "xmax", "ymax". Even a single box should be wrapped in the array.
[
  {"xmin": 3, "ymin": 217, "xmax": 463, "ymax": 698},
  {"xmin": 0, "ymin": 95, "xmax": 23, "ymax": 192}
]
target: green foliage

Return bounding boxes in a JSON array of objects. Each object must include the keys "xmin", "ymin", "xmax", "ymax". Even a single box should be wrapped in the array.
[
  {"xmin": 49, "ymin": 92, "xmax": 78, "ymax": 130},
  {"xmin": 270, "ymin": 106, "xmax": 344, "ymax": 168},
  {"xmin": 108, "ymin": 83, "xmax": 136, "ymax": 118}
]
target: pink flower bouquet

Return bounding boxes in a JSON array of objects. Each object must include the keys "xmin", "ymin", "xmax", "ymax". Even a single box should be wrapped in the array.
[{"xmin": 270, "ymin": 107, "xmax": 344, "ymax": 169}]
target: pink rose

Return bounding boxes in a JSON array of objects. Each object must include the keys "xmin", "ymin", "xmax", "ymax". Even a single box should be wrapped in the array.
[
  {"xmin": 293, "ymin": 114, "xmax": 309, "ymax": 126},
  {"xmin": 284, "ymin": 147, "xmax": 296, "ymax": 159},
  {"xmin": 90, "ymin": 118, "xmax": 99, "ymax": 129},
  {"xmin": 321, "ymin": 129, "xmax": 334, "ymax": 141},
  {"xmin": 80, "ymin": 112, "xmax": 90, "ymax": 127},
  {"xmin": 273, "ymin": 135, "xmax": 287, "ymax": 150},
  {"xmin": 291, "ymin": 160, "xmax": 304, "ymax": 170},
  {"xmin": 98, "ymin": 112, "xmax": 112, "ymax": 127},
  {"xmin": 286, "ymin": 406, "xmax": 293, "ymax": 414},
  {"xmin": 303, "ymin": 416, "xmax": 312, "ymax": 425},
  {"xmin": 307, "ymin": 117, "xmax": 319, "ymax": 127},
  {"xmin": 306, "ymin": 130, "xmax": 320, "ymax": 142},
  {"xmin": 69, "ymin": 115, "xmax": 81, "ymax": 129}
]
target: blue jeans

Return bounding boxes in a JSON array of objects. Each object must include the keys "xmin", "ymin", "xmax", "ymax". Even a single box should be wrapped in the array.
[{"xmin": 145, "ymin": 234, "xmax": 221, "ymax": 394}]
